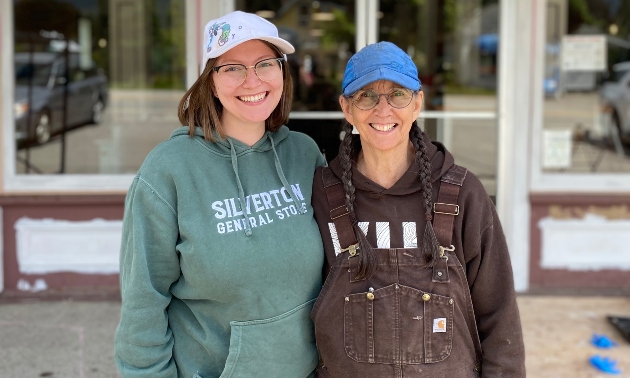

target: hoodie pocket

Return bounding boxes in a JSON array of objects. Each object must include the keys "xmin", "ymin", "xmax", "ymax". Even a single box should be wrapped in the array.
[{"xmin": 219, "ymin": 299, "xmax": 318, "ymax": 378}]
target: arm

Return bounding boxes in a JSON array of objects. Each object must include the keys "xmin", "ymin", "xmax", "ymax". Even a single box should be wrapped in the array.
[
  {"xmin": 114, "ymin": 176, "xmax": 181, "ymax": 378},
  {"xmin": 466, "ymin": 203, "xmax": 526, "ymax": 377}
]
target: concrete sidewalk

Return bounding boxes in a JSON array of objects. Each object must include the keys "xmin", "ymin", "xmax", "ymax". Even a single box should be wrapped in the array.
[{"xmin": 0, "ymin": 295, "xmax": 629, "ymax": 377}]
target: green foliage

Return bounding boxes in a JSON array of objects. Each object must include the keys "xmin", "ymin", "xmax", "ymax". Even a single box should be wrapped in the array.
[
  {"xmin": 320, "ymin": 9, "xmax": 354, "ymax": 49},
  {"xmin": 568, "ymin": 0, "xmax": 602, "ymax": 30},
  {"xmin": 443, "ymin": 0, "xmax": 456, "ymax": 33}
]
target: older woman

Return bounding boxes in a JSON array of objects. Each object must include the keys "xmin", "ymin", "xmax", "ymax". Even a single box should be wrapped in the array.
[{"xmin": 311, "ymin": 41, "xmax": 525, "ymax": 377}]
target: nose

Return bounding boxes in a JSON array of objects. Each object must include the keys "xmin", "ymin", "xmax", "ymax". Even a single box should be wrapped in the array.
[
  {"xmin": 242, "ymin": 66, "xmax": 261, "ymax": 87},
  {"xmin": 373, "ymin": 94, "xmax": 393, "ymax": 114}
]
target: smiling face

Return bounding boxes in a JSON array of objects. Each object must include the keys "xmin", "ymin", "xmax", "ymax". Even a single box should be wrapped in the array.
[
  {"xmin": 340, "ymin": 80, "xmax": 423, "ymax": 156},
  {"xmin": 213, "ymin": 40, "xmax": 284, "ymax": 142}
]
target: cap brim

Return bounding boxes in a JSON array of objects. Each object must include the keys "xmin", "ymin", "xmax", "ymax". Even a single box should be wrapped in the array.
[
  {"xmin": 206, "ymin": 36, "xmax": 295, "ymax": 60},
  {"xmin": 343, "ymin": 67, "xmax": 421, "ymax": 95}
]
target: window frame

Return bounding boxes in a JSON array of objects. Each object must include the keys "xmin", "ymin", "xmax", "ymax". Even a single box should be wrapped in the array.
[
  {"xmin": 1, "ymin": 1, "xmax": 180, "ymax": 193},
  {"xmin": 529, "ymin": 0, "xmax": 630, "ymax": 193}
]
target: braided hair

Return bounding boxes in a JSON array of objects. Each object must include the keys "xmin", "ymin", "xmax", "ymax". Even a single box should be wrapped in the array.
[{"xmin": 338, "ymin": 120, "xmax": 439, "ymax": 279}]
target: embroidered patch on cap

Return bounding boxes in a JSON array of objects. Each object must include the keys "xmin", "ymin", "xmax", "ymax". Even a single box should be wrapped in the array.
[{"xmin": 433, "ymin": 318, "xmax": 447, "ymax": 333}]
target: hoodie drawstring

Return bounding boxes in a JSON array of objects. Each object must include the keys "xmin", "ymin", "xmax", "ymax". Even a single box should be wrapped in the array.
[
  {"xmin": 227, "ymin": 133, "xmax": 305, "ymax": 237},
  {"xmin": 228, "ymin": 139, "xmax": 253, "ymax": 237},
  {"xmin": 268, "ymin": 133, "xmax": 306, "ymax": 215}
]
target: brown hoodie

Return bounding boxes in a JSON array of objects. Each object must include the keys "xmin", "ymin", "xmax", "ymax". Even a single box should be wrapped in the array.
[{"xmin": 310, "ymin": 135, "xmax": 525, "ymax": 377}]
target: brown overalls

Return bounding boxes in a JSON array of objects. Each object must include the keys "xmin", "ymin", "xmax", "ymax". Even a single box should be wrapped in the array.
[{"xmin": 312, "ymin": 165, "xmax": 483, "ymax": 377}]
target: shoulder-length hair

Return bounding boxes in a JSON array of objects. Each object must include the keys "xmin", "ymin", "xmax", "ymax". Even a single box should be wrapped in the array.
[{"xmin": 177, "ymin": 41, "xmax": 293, "ymax": 141}]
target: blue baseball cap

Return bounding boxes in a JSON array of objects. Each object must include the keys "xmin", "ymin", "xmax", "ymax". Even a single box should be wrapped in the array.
[{"xmin": 341, "ymin": 41, "xmax": 421, "ymax": 96}]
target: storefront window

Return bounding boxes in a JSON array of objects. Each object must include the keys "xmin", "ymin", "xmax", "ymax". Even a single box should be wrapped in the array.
[
  {"xmin": 542, "ymin": 0, "xmax": 630, "ymax": 173},
  {"xmin": 13, "ymin": 0, "xmax": 186, "ymax": 174},
  {"xmin": 236, "ymin": 0, "xmax": 354, "ymax": 162},
  {"xmin": 379, "ymin": 0, "xmax": 499, "ymax": 195},
  {"xmin": 236, "ymin": 0, "xmax": 499, "ymax": 195},
  {"xmin": 379, "ymin": 0, "xmax": 499, "ymax": 112},
  {"xmin": 238, "ymin": 0, "xmax": 355, "ymax": 112}
]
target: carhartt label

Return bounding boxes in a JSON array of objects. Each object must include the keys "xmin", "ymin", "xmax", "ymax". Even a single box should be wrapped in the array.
[{"xmin": 433, "ymin": 318, "xmax": 446, "ymax": 333}]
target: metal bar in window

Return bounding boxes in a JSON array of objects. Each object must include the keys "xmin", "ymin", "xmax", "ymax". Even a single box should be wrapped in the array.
[{"xmin": 289, "ymin": 111, "xmax": 497, "ymax": 120}]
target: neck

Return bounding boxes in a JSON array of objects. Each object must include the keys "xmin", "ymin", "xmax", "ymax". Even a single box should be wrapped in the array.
[
  {"xmin": 222, "ymin": 116, "xmax": 266, "ymax": 146},
  {"xmin": 356, "ymin": 142, "xmax": 415, "ymax": 189}
]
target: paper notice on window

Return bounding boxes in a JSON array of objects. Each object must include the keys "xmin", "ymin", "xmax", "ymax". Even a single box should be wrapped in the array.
[
  {"xmin": 561, "ymin": 35, "xmax": 607, "ymax": 71},
  {"xmin": 542, "ymin": 130, "xmax": 572, "ymax": 169}
]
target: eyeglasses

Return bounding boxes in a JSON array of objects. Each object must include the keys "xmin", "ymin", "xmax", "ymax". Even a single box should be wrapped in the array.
[
  {"xmin": 212, "ymin": 57, "xmax": 285, "ymax": 87},
  {"xmin": 348, "ymin": 88, "xmax": 417, "ymax": 110}
]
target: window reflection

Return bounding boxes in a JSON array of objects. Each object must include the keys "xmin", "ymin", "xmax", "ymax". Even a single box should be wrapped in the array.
[
  {"xmin": 239, "ymin": 0, "xmax": 355, "ymax": 112},
  {"xmin": 238, "ymin": 0, "xmax": 354, "ymax": 161},
  {"xmin": 543, "ymin": 0, "xmax": 630, "ymax": 173},
  {"xmin": 13, "ymin": 0, "xmax": 185, "ymax": 174},
  {"xmin": 379, "ymin": 0, "xmax": 499, "ymax": 113}
]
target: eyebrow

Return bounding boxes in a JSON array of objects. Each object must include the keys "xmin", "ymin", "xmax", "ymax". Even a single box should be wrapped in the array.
[
  {"xmin": 216, "ymin": 55, "xmax": 278, "ymax": 66},
  {"xmin": 361, "ymin": 86, "xmax": 406, "ymax": 91}
]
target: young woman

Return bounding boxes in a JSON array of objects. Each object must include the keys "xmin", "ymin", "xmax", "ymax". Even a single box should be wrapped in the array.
[
  {"xmin": 115, "ymin": 11, "xmax": 325, "ymax": 378},
  {"xmin": 311, "ymin": 42, "xmax": 525, "ymax": 377}
]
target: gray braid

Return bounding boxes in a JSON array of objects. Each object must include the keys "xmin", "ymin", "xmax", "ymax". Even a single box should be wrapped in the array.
[
  {"xmin": 410, "ymin": 122, "xmax": 434, "ymax": 219},
  {"xmin": 339, "ymin": 122, "xmax": 377, "ymax": 279},
  {"xmin": 409, "ymin": 122, "xmax": 440, "ymax": 264}
]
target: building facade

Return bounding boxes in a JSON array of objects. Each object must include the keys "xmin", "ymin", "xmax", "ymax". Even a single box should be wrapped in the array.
[{"xmin": 1, "ymin": 0, "xmax": 629, "ymax": 296}]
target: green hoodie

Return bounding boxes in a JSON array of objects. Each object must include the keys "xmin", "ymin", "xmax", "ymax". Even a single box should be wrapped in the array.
[{"xmin": 115, "ymin": 126, "xmax": 326, "ymax": 378}]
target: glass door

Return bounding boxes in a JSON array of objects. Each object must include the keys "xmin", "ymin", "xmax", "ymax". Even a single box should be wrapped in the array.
[
  {"xmin": 377, "ymin": 0, "xmax": 500, "ymax": 198},
  {"xmin": 236, "ymin": 0, "xmax": 501, "ymax": 197},
  {"xmin": 237, "ymin": 0, "xmax": 355, "ymax": 160}
]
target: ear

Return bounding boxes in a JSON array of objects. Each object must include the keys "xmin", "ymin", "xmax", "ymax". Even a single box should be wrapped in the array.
[
  {"xmin": 339, "ymin": 95, "xmax": 354, "ymax": 125},
  {"xmin": 412, "ymin": 91, "xmax": 424, "ymax": 120}
]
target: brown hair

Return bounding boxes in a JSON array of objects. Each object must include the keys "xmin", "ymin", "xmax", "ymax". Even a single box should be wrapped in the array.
[
  {"xmin": 177, "ymin": 41, "xmax": 293, "ymax": 141},
  {"xmin": 338, "ymin": 119, "xmax": 438, "ymax": 279}
]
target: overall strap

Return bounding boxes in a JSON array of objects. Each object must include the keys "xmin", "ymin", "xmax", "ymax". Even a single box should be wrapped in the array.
[
  {"xmin": 432, "ymin": 164, "xmax": 483, "ymax": 369},
  {"xmin": 431, "ymin": 164, "xmax": 467, "ymax": 284},
  {"xmin": 322, "ymin": 167, "xmax": 359, "ymax": 256},
  {"xmin": 433, "ymin": 164, "xmax": 468, "ymax": 246}
]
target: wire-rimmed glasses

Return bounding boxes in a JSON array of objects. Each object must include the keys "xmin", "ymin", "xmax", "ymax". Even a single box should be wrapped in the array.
[
  {"xmin": 212, "ymin": 57, "xmax": 285, "ymax": 87},
  {"xmin": 348, "ymin": 88, "xmax": 417, "ymax": 110}
]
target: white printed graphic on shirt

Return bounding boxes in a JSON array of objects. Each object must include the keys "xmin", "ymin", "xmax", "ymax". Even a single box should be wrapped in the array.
[
  {"xmin": 328, "ymin": 223, "xmax": 341, "ymax": 254},
  {"xmin": 358, "ymin": 222, "xmax": 369, "ymax": 237},
  {"xmin": 212, "ymin": 184, "xmax": 307, "ymax": 235},
  {"xmin": 376, "ymin": 222, "xmax": 390, "ymax": 249},
  {"xmin": 403, "ymin": 222, "xmax": 417, "ymax": 248},
  {"xmin": 329, "ymin": 221, "xmax": 418, "ymax": 255}
]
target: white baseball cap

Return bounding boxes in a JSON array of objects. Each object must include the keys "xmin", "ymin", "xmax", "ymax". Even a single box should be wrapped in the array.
[{"xmin": 202, "ymin": 11, "xmax": 295, "ymax": 71}]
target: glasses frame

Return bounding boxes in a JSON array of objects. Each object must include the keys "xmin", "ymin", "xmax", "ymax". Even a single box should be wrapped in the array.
[
  {"xmin": 348, "ymin": 88, "xmax": 419, "ymax": 110},
  {"xmin": 212, "ymin": 57, "xmax": 285, "ymax": 87}
]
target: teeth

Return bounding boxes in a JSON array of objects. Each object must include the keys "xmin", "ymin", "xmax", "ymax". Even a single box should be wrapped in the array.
[
  {"xmin": 371, "ymin": 123, "xmax": 396, "ymax": 131},
  {"xmin": 239, "ymin": 93, "xmax": 266, "ymax": 102}
]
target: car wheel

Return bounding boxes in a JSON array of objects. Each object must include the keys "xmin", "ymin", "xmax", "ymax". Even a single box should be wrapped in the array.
[
  {"xmin": 35, "ymin": 111, "xmax": 52, "ymax": 144},
  {"xmin": 91, "ymin": 99, "xmax": 105, "ymax": 124}
]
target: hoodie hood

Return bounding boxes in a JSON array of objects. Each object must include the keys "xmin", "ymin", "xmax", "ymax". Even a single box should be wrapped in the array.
[
  {"xmin": 169, "ymin": 125, "xmax": 290, "ymax": 156},
  {"xmin": 169, "ymin": 125, "xmax": 303, "ymax": 236},
  {"xmin": 329, "ymin": 131, "xmax": 455, "ymax": 196}
]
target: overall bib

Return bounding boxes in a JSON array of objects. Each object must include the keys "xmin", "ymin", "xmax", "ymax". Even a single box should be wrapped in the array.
[{"xmin": 312, "ymin": 166, "xmax": 483, "ymax": 378}]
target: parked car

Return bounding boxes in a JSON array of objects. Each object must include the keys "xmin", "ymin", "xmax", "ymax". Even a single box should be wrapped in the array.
[
  {"xmin": 600, "ymin": 61, "xmax": 630, "ymax": 144},
  {"xmin": 14, "ymin": 51, "xmax": 108, "ymax": 146}
]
